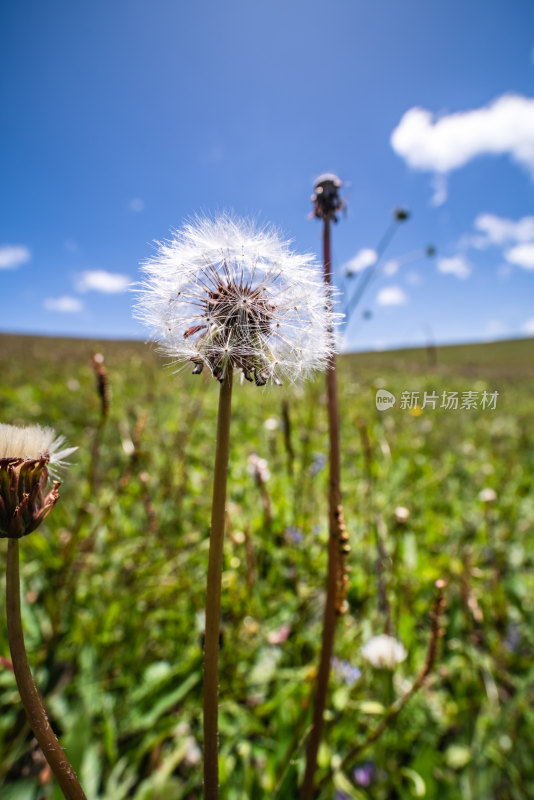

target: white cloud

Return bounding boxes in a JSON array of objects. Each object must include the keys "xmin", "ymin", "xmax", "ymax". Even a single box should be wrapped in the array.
[
  {"xmin": 129, "ymin": 197, "xmax": 144, "ymax": 212},
  {"xmin": 0, "ymin": 245, "xmax": 31, "ymax": 270},
  {"xmin": 437, "ymin": 255, "xmax": 471, "ymax": 279},
  {"xmin": 505, "ymin": 243, "xmax": 534, "ymax": 270},
  {"xmin": 523, "ymin": 318, "xmax": 534, "ymax": 335},
  {"xmin": 76, "ymin": 270, "xmax": 130, "ymax": 293},
  {"xmin": 44, "ymin": 296, "xmax": 83, "ymax": 313},
  {"xmin": 344, "ymin": 248, "xmax": 377, "ymax": 275},
  {"xmin": 391, "ymin": 94, "xmax": 534, "ymax": 184},
  {"xmin": 376, "ymin": 286, "xmax": 408, "ymax": 306},
  {"xmin": 473, "ymin": 213, "xmax": 534, "ymax": 247}
]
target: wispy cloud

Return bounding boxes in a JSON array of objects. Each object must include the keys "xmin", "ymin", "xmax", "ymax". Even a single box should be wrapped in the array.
[
  {"xmin": 44, "ymin": 296, "xmax": 83, "ymax": 313},
  {"xmin": 0, "ymin": 245, "xmax": 31, "ymax": 270},
  {"xmin": 376, "ymin": 286, "xmax": 408, "ymax": 306},
  {"xmin": 344, "ymin": 248, "xmax": 377, "ymax": 275},
  {"xmin": 461, "ymin": 213, "xmax": 534, "ymax": 271},
  {"xmin": 76, "ymin": 270, "xmax": 130, "ymax": 293},
  {"xmin": 505, "ymin": 243, "xmax": 534, "ymax": 270},
  {"xmin": 391, "ymin": 94, "xmax": 534, "ymax": 204},
  {"xmin": 437, "ymin": 255, "xmax": 471, "ymax": 279},
  {"xmin": 523, "ymin": 318, "xmax": 534, "ymax": 335},
  {"xmin": 129, "ymin": 197, "xmax": 144, "ymax": 212},
  {"xmin": 471, "ymin": 213, "xmax": 534, "ymax": 248}
]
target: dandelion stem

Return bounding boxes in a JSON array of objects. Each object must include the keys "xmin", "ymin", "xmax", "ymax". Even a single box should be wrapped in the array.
[
  {"xmin": 6, "ymin": 539, "xmax": 87, "ymax": 800},
  {"xmin": 301, "ymin": 216, "xmax": 342, "ymax": 799},
  {"xmin": 203, "ymin": 367, "xmax": 233, "ymax": 799}
]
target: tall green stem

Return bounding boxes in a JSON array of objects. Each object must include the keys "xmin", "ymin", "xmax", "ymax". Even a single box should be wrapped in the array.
[
  {"xmin": 203, "ymin": 368, "xmax": 233, "ymax": 799},
  {"xmin": 301, "ymin": 217, "xmax": 342, "ymax": 799},
  {"xmin": 6, "ymin": 538, "xmax": 87, "ymax": 800}
]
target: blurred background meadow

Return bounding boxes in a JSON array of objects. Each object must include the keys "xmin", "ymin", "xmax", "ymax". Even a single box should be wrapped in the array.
[
  {"xmin": 1, "ymin": 335, "xmax": 533, "ymax": 799},
  {"xmin": 2, "ymin": 0, "xmax": 534, "ymax": 798}
]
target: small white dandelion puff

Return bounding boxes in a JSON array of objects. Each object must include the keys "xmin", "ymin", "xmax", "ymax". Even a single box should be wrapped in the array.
[
  {"xmin": 478, "ymin": 487, "xmax": 497, "ymax": 503},
  {"xmin": 361, "ymin": 634, "xmax": 407, "ymax": 670},
  {"xmin": 134, "ymin": 215, "xmax": 339, "ymax": 384}
]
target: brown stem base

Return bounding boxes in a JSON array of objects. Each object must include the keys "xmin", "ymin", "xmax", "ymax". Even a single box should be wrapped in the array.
[{"xmin": 6, "ymin": 538, "xmax": 87, "ymax": 800}]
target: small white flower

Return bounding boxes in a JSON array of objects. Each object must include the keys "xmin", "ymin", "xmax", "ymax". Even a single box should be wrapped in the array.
[
  {"xmin": 361, "ymin": 634, "xmax": 407, "ymax": 670},
  {"xmin": 0, "ymin": 424, "xmax": 77, "ymax": 470},
  {"xmin": 479, "ymin": 487, "xmax": 497, "ymax": 503},
  {"xmin": 264, "ymin": 417, "xmax": 279, "ymax": 431},
  {"xmin": 134, "ymin": 215, "xmax": 339, "ymax": 384},
  {"xmin": 394, "ymin": 506, "xmax": 410, "ymax": 523}
]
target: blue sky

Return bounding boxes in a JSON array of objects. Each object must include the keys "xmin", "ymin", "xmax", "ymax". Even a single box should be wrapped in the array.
[{"xmin": 2, "ymin": 0, "xmax": 534, "ymax": 351}]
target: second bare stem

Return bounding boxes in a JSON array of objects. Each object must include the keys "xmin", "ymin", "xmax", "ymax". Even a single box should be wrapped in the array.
[{"xmin": 300, "ymin": 217, "xmax": 342, "ymax": 799}]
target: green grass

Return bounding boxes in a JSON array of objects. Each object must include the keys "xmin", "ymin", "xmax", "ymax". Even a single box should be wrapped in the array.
[{"xmin": 1, "ymin": 333, "xmax": 533, "ymax": 800}]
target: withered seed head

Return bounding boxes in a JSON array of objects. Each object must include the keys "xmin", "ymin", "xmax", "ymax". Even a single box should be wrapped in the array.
[
  {"xmin": 0, "ymin": 423, "xmax": 76, "ymax": 539},
  {"xmin": 311, "ymin": 174, "xmax": 345, "ymax": 222},
  {"xmin": 0, "ymin": 458, "xmax": 60, "ymax": 539}
]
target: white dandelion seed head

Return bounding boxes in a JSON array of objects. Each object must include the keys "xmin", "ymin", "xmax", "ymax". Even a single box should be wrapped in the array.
[
  {"xmin": 361, "ymin": 634, "xmax": 407, "ymax": 670},
  {"xmin": 478, "ymin": 487, "xmax": 497, "ymax": 503},
  {"xmin": 0, "ymin": 423, "xmax": 77, "ymax": 473},
  {"xmin": 134, "ymin": 215, "xmax": 340, "ymax": 384}
]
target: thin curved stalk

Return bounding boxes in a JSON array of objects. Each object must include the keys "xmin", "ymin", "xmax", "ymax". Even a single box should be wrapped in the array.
[
  {"xmin": 300, "ymin": 217, "xmax": 342, "ymax": 799},
  {"xmin": 203, "ymin": 368, "xmax": 233, "ymax": 799},
  {"xmin": 6, "ymin": 538, "xmax": 87, "ymax": 800},
  {"xmin": 343, "ymin": 218, "xmax": 399, "ymax": 322}
]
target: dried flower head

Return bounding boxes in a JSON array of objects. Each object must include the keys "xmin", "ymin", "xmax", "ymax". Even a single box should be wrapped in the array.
[
  {"xmin": 311, "ymin": 173, "xmax": 344, "ymax": 222},
  {"xmin": 361, "ymin": 634, "xmax": 407, "ymax": 670},
  {"xmin": 0, "ymin": 424, "xmax": 76, "ymax": 539},
  {"xmin": 135, "ymin": 215, "xmax": 338, "ymax": 384}
]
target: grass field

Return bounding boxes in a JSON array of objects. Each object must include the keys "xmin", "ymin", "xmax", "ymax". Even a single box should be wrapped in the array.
[{"xmin": 1, "ymin": 333, "xmax": 533, "ymax": 800}]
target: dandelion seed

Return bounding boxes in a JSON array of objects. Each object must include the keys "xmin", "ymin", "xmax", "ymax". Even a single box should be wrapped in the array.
[{"xmin": 134, "ymin": 215, "xmax": 338, "ymax": 384}]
